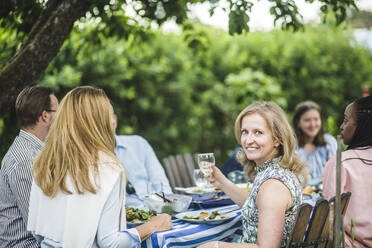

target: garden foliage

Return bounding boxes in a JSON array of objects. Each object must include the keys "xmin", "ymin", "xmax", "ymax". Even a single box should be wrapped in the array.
[{"xmin": 1, "ymin": 22, "xmax": 371, "ymax": 163}]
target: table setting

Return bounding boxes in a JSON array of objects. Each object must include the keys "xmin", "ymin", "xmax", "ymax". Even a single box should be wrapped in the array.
[
  {"xmin": 126, "ymin": 152, "xmax": 321, "ymax": 247},
  {"xmin": 126, "ymin": 192, "xmax": 243, "ymax": 248},
  {"xmin": 140, "ymin": 204, "xmax": 242, "ymax": 248},
  {"xmin": 125, "ymin": 152, "xmax": 244, "ymax": 248}
]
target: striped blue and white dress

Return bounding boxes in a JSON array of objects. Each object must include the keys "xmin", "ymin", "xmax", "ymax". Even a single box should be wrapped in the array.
[{"xmin": 296, "ymin": 133, "xmax": 337, "ymax": 182}]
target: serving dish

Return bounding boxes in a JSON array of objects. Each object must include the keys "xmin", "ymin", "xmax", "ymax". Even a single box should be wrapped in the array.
[{"xmin": 144, "ymin": 193, "xmax": 192, "ymax": 214}]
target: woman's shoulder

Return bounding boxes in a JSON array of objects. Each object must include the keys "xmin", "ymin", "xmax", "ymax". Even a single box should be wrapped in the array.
[
  {"xmin": 257, "ymin": 164, "xmax": 302, "ymax": 200},
  {"xmin": 261, "ymin": 162, "xmax": 299, "ymax": 186},
  {"xmin": 98, "ymin": 151, "xmax": 123, "ymax": 174},
  {"xmin": 324, "ymin": 133, "xmax": 337, "ymax": 144},
  {"xmin": 98, "ymin": 151, "xmax": 117, "ymax": 164},
  {"xmin": 342, "ymin": 147, "xmax": 372, "ymax": 159},
  {"xmin": 326, "ymin": 147, "xmax": 372, "ymax": 166}
]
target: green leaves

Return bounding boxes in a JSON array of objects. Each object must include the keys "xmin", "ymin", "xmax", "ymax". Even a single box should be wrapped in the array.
[
  {"xmin": 228, "ymin": 10, "xmax": 249, "ymax": 35},
  {"xmin": 0, "ymin": 0, "xmax": 358, "ymax": 39},
  {"xmin": 1, "ymin": 19, "xmax": 372, "ymax": 162}
]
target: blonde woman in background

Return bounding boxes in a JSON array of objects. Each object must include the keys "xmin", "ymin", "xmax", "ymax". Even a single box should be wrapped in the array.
[
  {"xmin": 27, "ymin": 86, "xmax": 172, "ymax": 247},
  {"xmin": 199, "ymin": 101, "xmax": 307, "ymax": 248}
]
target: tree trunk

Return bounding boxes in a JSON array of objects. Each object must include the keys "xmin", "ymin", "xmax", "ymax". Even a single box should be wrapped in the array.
[{"xmin": 0, "ymin": 0, "xmax": 91, "ymax": 117}]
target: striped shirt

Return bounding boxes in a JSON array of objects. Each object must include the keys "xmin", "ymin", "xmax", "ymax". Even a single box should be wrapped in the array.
[{"xmin": 0, "ymin": 130, "xmax": 43, "ymax": 248}]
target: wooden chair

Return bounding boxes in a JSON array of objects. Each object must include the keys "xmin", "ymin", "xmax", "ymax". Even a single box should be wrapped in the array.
[
  {"xmin": 163, "ymin": 156, "xmax": 178, "ymax": 189},
  {"xmin": 328, "ymin": 192, "xmax": 352, "ymax": 217},
  {"xmin": 286, "ymin": 192, "xmax": 352, "ymax": 248},
  {"xmin": 162, "ymin": 153, "xmax": 198, "ymax": 188},
  {"xmin": 324, "ymin": 192, "xmax": 352, "ymax": 248}
]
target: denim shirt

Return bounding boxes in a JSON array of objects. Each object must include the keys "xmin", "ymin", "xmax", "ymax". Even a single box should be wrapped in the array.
[{"xmin": 115, "ymin": 135, "xmax": 172, "ymax": 209}]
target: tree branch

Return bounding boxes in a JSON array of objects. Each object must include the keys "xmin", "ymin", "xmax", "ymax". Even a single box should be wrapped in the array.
[{"xmin": 0, "ymin": 0, "xmax": 91, "ymax": 116}]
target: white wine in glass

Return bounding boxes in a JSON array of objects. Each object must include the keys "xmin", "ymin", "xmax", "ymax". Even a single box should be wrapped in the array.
[
  {"xmin": 197, "ymin": 153, "xmax": 215, "ymax": 176},
  {"xmin": 193, "ymin": 169, "xmax": 208, "ymax": 188}
]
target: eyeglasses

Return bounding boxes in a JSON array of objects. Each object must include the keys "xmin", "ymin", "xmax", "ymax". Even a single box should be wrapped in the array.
[{"xmin": 45, "ymin": 109, "xmax": 57, "ymax": 112}]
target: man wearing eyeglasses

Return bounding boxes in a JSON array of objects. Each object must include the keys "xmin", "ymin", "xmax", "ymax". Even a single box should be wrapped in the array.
[{"xmin": 0, "ymin": 86, "xmax": 59, "ymax": 248}]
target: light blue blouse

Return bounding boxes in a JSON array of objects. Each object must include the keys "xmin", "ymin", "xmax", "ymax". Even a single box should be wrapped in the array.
[
  {"xmin": 115, "ymin": 135, "xmax": 172, "ymax": 209},
  {"xmin": 296, "ymin": 133, "xmax": 337, "ymax": 183}
]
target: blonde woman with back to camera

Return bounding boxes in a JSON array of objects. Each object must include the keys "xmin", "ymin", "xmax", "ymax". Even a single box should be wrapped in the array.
[
  {"xmin": 27, "ymin": 86, "xmax": 172, "ymax": 247},
  {"xmin": 199, "ymin": 101, "xmax": 307, "ymax": 248}
]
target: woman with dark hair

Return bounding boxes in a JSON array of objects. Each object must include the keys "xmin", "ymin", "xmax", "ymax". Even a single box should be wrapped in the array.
[
  {"xmin": 323, "ymin": 95, "xmax": 372, "ymax": 248},
  {"xmin": 293, "ymin": 101, "xmax": 337, "ymax": 183}
]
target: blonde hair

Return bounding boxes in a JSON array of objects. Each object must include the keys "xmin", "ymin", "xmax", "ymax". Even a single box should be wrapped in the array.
[
  {"xmin": 234, "ymin": 101, "xmax": 307, "ymax": 185},
  {"xmin": 33, "ymin": 86, "xmax": 124, "ymax": 197}
]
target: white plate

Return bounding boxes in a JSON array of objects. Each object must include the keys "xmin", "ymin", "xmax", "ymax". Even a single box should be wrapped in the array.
[
  {"xmin": 174, "ymin": 209, "xmax": 239, "ymax": 225},
  {"xmin": 174, "ymin": 186, "xmax": 217, "ymax": 194}
]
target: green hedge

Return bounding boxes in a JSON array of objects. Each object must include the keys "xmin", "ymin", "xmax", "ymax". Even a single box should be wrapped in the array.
[{"xmin": 1, "ymin": 23, "xmax": 372, "ymax": 164}]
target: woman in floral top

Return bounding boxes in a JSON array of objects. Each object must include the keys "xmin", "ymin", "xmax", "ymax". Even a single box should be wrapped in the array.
[{"xmin": 199, "ymin": 101, "xmax": 307, "ymax": 248}]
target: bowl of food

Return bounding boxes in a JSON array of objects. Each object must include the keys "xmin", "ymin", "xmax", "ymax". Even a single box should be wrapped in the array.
[
  {"xmin": 126, "ymin": 207, "xmax": 157, "ymax": 228},
  {"xmin": 144, "ymin": 193, "xmax": 192, "ymax": 214}
]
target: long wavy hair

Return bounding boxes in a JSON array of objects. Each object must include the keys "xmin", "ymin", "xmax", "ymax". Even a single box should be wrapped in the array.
[
  {"xmin": 33, "ymin": 86, "xmax": 124, "ymax": 197},
  {"xmin": 292, "ymin": 101, "xmax": 326, "ymax": 147},
  {"xmin": 235, "ymin": 101, "xmax": 307, "ymax": 185}
]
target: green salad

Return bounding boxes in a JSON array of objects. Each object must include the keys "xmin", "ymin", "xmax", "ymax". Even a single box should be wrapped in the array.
[{"xmin": 126, "ymin": 207, "xmax": 157, "ymax": 223}]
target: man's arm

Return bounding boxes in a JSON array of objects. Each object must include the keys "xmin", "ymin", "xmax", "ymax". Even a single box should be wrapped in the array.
[{"xmin": 8, "ymin": 160, "xmax": 33, "ymax": 224}]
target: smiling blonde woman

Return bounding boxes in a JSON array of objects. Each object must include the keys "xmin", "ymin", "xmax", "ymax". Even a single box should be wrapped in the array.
[{"xmin": 199, "ymin": 101, "xmax": 307, "ymax": 248}]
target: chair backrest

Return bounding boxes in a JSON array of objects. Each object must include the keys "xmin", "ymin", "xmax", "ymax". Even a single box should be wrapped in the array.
[
  {"xmin": 163, "ymin": 155, "xmax": 185, "ymax": 188},
  {"xmin": 328, "ymin": 191, "xmax": 352, "ymax": 216},
  {"xmin": 325, "ymin": 192, "xmax": 352, "ymax": 248},
  {"xmin": 305, "ymin": 199, "xmax": 330, "ymax": 248},
  {"xmin": 286, "ymin": 203, "xmax": 313, "ymax": 247},
  {"xmin": 286, "ymin": 192, "xmax": 352, "ymax": 248},
  {"xmin": 162, "ymin": 153, "xmax": 198, "ymax": 188},
  {"xmin": 163, "ymin": 156, "xmax": 177, "ymax": 189},
  {"xmin": 286, "ymin": 200, "xmax": 330, "ymax": 248}
]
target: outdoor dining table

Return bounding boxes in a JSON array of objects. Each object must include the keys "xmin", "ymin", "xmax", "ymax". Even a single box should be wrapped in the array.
[
  {"xmin": 140, "ymin": 204, "xmax": 243, "ymax": 248},
  {"xmin": 136, "ymin": 191, "xmax": 318, "ymax": 248}
]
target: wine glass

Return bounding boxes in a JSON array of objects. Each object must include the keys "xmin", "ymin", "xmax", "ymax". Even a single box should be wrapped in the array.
[
  {"xmin": 197, "ymin": 153, "xmax": 215, "ymax": 176},
  {"xmin": 147, "ymin": 182, "xmax": 164, "ymax": 195},
  {"xmin": 193, "ymin": 169, "xmax": 208, "ymax": 188},
  {"xmin": 197, "ymin": 153, "xmax": 215, "ymax": 188}
]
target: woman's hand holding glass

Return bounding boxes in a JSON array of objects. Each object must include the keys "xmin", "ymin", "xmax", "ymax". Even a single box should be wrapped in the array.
[
  {"xmin": 197, "ymin": 153, "xmax": 216, "ymax": 188},
  {"xmin": 193, "ymin": 169, "xmax": 209, "ymax": 188},
  {"xmin": 205, "ymin": 165, "xmax": 228, "ymax": 190},
  {"xmin": 197, "ymin": 153, "xmax": 214, "ymax": 176}
]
